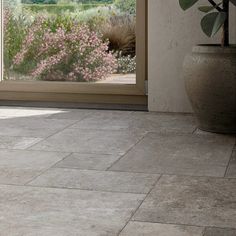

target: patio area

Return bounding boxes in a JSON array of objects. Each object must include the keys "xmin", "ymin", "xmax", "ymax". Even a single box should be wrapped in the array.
[{"xmin": 0, "ymin": 106, "xmax": 235, "ymax": 236}]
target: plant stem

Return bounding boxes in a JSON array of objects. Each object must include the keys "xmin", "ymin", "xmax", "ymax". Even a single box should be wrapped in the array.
[
  {"xmin": 208, "ymin": 0, "xmax": 223, "ymax": 11},
  {"xmin": 222, "ymin": 0, "xmax": 229, "ymax": 47}
]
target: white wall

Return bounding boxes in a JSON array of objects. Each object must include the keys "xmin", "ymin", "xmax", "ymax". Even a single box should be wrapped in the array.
[{"xmin": 148, "ymin": 0, "xmax": 236, "ymax": 112}]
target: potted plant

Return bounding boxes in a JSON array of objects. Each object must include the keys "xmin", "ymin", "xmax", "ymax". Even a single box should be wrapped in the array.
[{"xmin": 179, "ymin": 0, "xmax": 236, "ymax": 133}]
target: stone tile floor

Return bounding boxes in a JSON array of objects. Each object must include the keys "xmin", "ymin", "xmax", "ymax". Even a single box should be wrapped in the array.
[{"xmin": 0, "ymin": 106, "xmax": 235, "ymax": 236}]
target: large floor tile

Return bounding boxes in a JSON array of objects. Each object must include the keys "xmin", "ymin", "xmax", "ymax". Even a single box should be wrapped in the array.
[
  {"xmin": 71, "ymin": 110, "xmax": 135, "ymax": 131},
  {"xmin": 46, "ymin": 109, "xmax": 92, "ymax": 120},
  {"xmin": 55, "ymin": 153, "xmax": 121, "ymax": 171},
  {"xmin": 0, "ymin": 136, "xmax": 42, "ymax": 150},
  {"xmin": 110, "ymin": 133, "xmax": 235, "ymax": 177},
  {"xmin": 72, "ymin": 112, "xmax": 196, "ymax": 133},
  {"xmin": 225, "ymin": 151, "xmax": 236, "ymax": 178},
  {"xmin": 29, "ymin": 168, "xmax": 159, "ymax": 194},
  {"xmin": 30, "ymin": 128, "xmax": 146, "ymax": 154},
  {"xmin": 0, "ymin": 117, "xmax": 76, "ymax": 138},
  {"xmin": 204, "ymin": 227, "xmax": 236, "ymax": 236},
  {"xmin": 0, "ymin": 149, "xmax": 69, "ymax": 184},
  {"xmin": 0, "ymin": 185, "xmax": 145, "ymax": 236},
  {"xmin": 0, "ymin": 106, "xmax": 63, "ymax": 119},
  {"xmin": 133, "ymin": 175, "xmax": 236, "ymax": 228},
  {"xmin": 120, "ymin": 222, "xmax": 204, "ymax": 236}
]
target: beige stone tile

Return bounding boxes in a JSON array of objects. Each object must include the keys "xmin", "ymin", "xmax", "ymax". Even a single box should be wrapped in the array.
[
  {"xmin": 110, "ymin": 133, "xmax": 235, "ymax": 177},
  {"xmin": 0, "ymin": 185, "xmax": 145, "ymax": 236},
  {"xmin": 0, "ymin": 118, "xmax": 77, "ymax": 138},
  {"xmin": 204, "ymin": 227, "xmax": 236, "ymax": 236},
  {"xmin": 29, "ymin": 168, "xmax": 160, "ymax": 194},
  {"xmin": 0, "ymin": 106, "xmax": 63, "ymax": 119},
  {"xmin": 30, "ymin": 128, "xmax": 146, "ymax": 155},
  {"xmin": 72, "ymin": 112, "xmax": 196, "ymax": 133},
  {"xmin": 134, "ymin": 175, "xmax": 236, "ymax": 228},
  {"xmin": 0, "ymin": 136, "xmax": 42, "ymax": 150},
  {"xmin": 0, "ymin": 149, "xmax": 69, "ymax": 184},
  {"xmin": 46, "ymin": 109, "xmax": 92, "ymax": 120},
  {"xmin": 55, "ymin": 153, "xmax": 121, "ymax": 171},
  {"xmin": 120, "ymin": 222, "xmax": 204, "ymax": 236}
]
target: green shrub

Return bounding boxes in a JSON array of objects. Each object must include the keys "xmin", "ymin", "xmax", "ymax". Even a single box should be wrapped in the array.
[
  {"xmin": 21, "ymin": 3, "xmax": 113, "ymax": 15},
  {"xmin": 66, "ymin": 5, "xmax": 119, "ymax": 31},
  {"xmin": 3, "ymin": 8, "xmax": 27, "ymax": 78},
  {"xmin": 22, "ymin": 4, "xmax": 76, "ymax": 14},
  {"xmin": 114, "ymin": 0, "xmax": 136, "ymax": 15}
]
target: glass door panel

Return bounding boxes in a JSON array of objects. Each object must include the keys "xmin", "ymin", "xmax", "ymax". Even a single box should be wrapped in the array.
[{"xmin": 3, "ymin": 0, "xmax": 137, "ymax": 84}]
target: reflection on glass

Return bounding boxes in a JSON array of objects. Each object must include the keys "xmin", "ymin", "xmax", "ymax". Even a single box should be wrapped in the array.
[{"xmin": 3, "ymin": 0, "xmax": 136, "ymax": 84}]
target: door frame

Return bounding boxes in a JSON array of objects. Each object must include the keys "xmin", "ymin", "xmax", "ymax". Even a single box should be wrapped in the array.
[{"xmin": 0, "ymin": 0, "xmax": 147, "ymax": 106}]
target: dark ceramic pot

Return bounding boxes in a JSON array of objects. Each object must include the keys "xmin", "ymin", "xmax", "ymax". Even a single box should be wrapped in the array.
[{"xmin": 183, "ymin": 45, "xmax": 236, "ymax": 134}]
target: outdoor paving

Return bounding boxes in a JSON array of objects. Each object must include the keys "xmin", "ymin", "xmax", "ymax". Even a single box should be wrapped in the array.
[{"xmin": 0, "ymin": 106, "xmax": 235, "ymax": 236}]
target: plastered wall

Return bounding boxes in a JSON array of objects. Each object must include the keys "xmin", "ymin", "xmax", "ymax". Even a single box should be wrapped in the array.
[{"xmin": 148, "ymin": 0, "xmax": 236, "ymax": 112}]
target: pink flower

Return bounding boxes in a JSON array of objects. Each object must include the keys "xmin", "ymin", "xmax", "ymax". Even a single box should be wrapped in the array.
[{"xmin": 12, "ymin": 18, "xmax": 117, "ymax": 82}]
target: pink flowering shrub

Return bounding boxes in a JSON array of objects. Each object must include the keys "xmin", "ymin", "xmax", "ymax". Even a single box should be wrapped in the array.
[{"xmin": 13, "ymin": 17, "xmax": 117, "ymax": 82}]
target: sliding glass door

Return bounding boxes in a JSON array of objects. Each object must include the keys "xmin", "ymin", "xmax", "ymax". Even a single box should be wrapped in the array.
[{"xmin": 0, "ymin": 0, "xmax": 147, "ymax": 105}]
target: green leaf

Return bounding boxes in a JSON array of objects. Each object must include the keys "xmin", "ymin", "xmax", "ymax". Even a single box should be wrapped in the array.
[
  {"xmin": 198, "ymin": 3, "xmax": 222, "ymax": 13},
  {"xmin": 230, "ymin": 0, "xmax": 236, "ymax": 6},
  {"xmin": 201, "ymin": 12, "xmax": 227, "ymax": 37},
  {"xmin": 198, "ymin": 6, "xmax": 215, "ymax": 13},
  {"xmin": 179, "ymin": 0, "xmax": 199, "ymax": 10}
]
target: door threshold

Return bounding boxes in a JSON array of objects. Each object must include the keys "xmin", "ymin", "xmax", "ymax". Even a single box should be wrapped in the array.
[{"xmin": 0, "ymin": 101, "xmax": 148, "ymax": 111}]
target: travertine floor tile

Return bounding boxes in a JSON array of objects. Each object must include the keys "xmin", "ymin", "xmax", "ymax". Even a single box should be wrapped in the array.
[
  {"xmin": 30, "ymin": 128, "xmax": 146, "ymax": 155},
  {"xmin": 204, "ymin": 227, "xmax": 236, "ymax": 236},
  {"xmin": 0, "ymin": 185, "xmax": 145, "ymax": 236},
  {"xmin": 110, "ymin": 133, "xmax": 235, "ymax": 177},
  {"xmin": 0, "ymin": 136, "xmax": 42, "ymax": 150},
  {"xmin": 0, "ymin": 118, "xmax": 76, "ymax": 138},
  {"xmin": 0, "ymin": 149, "xmax": 69, "ymax": 184},
  {"xmin": 72, "ymin": 112, "xmax": 196, "ymax": 133},
  {"xmin": 134, "ymin": 175, "xmax": 236, "ymax": 228},
  {"xmin": 55, "ymin": 153, "xmax": 121, "ymax": 171},
  {"xmin": 0, "ymin": 106, "xmax": 63, "ymax": 119},
  {"xmin": 120, "ymin": 222, "xmax": 204, "ymax": 236},
  {"xmin": 29, "ymin": 168, "xmax": 160, "ymax": 194},
  {"xmin": 46, "ymin": 109, "xmax": 92, "ymax": 120}
]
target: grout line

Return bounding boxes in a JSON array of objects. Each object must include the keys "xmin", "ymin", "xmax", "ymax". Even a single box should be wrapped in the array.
[
  {"xmin": 23, "ymin": 152, "xmax": 73, "ymax": 186},
  {"xmin": 103, "ymin": 169, "xmax": 236, "ymax": 179},
  {"xmin": 41, "ymin": 167, "xmax": 161, "ymax": 178},
  {"xmin": 25, "ymin": 118, "xmax": 82, "ymax": 150},
  {"xmin": 0, "ymin": 148, "xmax": 71, "ymax": 155},
  {"xmin": 18, "ymin": 165, "xmax": 236, "ymax": 180},
  {"xmin": 0, "ymin": 147, "xmax": 122, "ymax": 156},
  {"xmin": 117, "ymin": 175, "xmax": 163, "ymax": 236},
  {"xmin": 202, "ymin": 227, "xmax": 207, "ymax": 236},
  {"xmin": 48, "ymin": 153, "xmax": 74, "ymax": 169},
  {"xmin": 131, "ymin": 220, "xmax": 213, "ymax": 232},
  {"xmin": 1, "ymin": 183, "xmax": 147, "ymax": 196},
  {"xmin": 202, "ymin": 226, "xmax": 236, "ymax": 233},
  {"xmin": 132, "ymin": 220, "xmax": 236, "ymax": 231},
  {"xmin": 192, "ymin": 127, "xmax": 198, "ymax": 134},
  {"xmin": 224, "ymin": 147, "xmax": 235, "ymax": 178},
  {"xmin": 106, "ymin": 132, "xmax": 148, "ymax": 171}
]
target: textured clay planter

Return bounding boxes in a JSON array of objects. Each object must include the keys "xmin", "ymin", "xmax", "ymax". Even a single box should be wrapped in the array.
[{"xmin": 183, "ymin": 45, "xmax": 236, "ymax": 134}]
